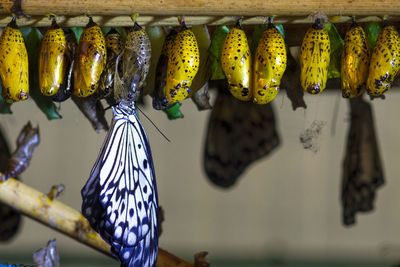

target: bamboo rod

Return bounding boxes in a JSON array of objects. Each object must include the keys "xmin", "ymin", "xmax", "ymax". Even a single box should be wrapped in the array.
[{"xmin": 0, "ymin": 176, "xmax": 194, "ymax": 267}]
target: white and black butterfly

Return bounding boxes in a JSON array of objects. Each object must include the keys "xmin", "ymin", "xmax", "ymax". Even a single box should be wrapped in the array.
[{"xmin": 81, "ymin": 101, "xmax": 158, "ymax": 266}]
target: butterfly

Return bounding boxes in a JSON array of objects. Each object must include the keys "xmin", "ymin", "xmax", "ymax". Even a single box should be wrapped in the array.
[
  {"xmin": 81, "ymin": 101, "xmax": 158, "ymax": 266},
  {"xmin": 203, "ymin": 81, "xmax": 280, "ymax": 188}
]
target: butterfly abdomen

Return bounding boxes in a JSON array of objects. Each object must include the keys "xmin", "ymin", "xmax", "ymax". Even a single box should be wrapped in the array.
[
  {"xmin": 253, "ymin": 24, "xmax": 287, "ymax": 104},
  {"xmin": 366, "ymin": 25, "xmax": 400, "ymax": 96},
  {"xmin": 0, "ymin": 18, "xmax": 29, "ymax": 102},
  {"xmin": 341, "ymin": 23, "xmax": 370, "ymax": 98},
  {"xmin": 39, "ymin": 19, "xmax": 68, "ymax": 96},
  {"xmin": 221, "ymin": 24, "xmax": 252, "ymax": 101},
  {"xmin": 74, "ymin": 17, "xmax": 106, "ymax": 97},
  {"xmin": 300, "ymin": 19, "xmax": 331, "ymax": 94},
  {"xmin": 164, "ymin": 26, "xmax": 200, "ymax": 105}
]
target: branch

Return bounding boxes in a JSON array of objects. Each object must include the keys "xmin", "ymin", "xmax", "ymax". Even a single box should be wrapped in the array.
[{"xmin": 0, "ymin": 175, "xmax": 193, "ymax": 267}]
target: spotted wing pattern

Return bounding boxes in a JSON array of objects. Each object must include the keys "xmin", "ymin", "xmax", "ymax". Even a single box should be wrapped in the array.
[
  {"xmin": 204, "ymin": 85, "xmax": 280, "ymax": 188},
  {"xmin": 81, "ymin": 102, "xmax": 158, "ymax": 266}
]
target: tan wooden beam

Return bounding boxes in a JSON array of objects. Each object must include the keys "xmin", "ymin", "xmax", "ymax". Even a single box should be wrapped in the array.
[
  {"xmin": 0, "ymin": 0, "xmax": 399, "ymax": 26},
  {"xmin": 0, "ymin": 0, "xmax": 399, "ymax": 17}
]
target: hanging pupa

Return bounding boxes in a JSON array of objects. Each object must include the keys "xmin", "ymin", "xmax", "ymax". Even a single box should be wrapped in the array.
[
  {"xmin": 153, "ymin": 28, "xmax": 177, "ymax": 110},
  {"xmin": 366, "ymin": 24, "xmax": 400, "ymax": 96},
  {"xmin": 38, "ymin": 18, "xmax": 68, "ymax": 96},
  {"xmin": 0, "ymin": 17, "xmax": 29, "ymax": 102},
  {"xmin": 341, "ymin": 21, "xmax": 370, "ymax": 98},
  {"xmin": 98, "ymin": 28, "xmax": 122, "ymax": 99},
  {"xmin": 221, "ymin": 19, "xmax": 252, "ymax": 101},
  {"xmin": 51, "ymin": 28, "xmax": 77, "ymax": 102},
  {"xmin": 74, "ymin": 17, "xmax": 106, "ymax": 97},
  {"xmin": 300, "ymin": 18, "xmax": 331, "ymax": 94},
  {"xmin": 163, "ymin": 19, "xmax": 200, "ymax": 106},
  {"xmin": 253, "ymin": 20, "xmax": 287, "ymax": 104}
]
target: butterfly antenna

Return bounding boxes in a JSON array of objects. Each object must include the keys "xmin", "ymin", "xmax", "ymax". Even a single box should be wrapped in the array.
[{"xmin": 137, "ymin": 107, "xmax": 171, "ymax": 142}]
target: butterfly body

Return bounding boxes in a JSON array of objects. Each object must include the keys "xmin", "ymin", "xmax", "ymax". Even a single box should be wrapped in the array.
[{"xmin": 81, "ymin": 101, "xmax": 158, "ymax": 266}]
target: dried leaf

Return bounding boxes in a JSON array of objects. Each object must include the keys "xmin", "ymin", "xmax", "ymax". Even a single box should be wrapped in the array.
[
  {"xmin": 0, "ymin": 127, "xmax": 21, "ymax": 241},
  {"xmin": 191, "ymin": 82, "xmax": 212, "ymax": 111},
  {"xmin": 4, "ymin": 122, "xmax": 40, "ymax": 180},
  {"xmin": 33, "ymin": 239, "xmax": 60, "ymax": 267},
  {"xmin": 341, "ymin": 96, "xmax": 385, "ymax": 226},
  {"xmin": 281, "ymin": 52, "xmax": 307, "ymax": 110},
  {"xmin": 71, "ymin": 95, "xmax": 109, "ymax": 133},
  {"xmin": 194, "ymin": 251, "xmax": 210, "ymax": 267}
]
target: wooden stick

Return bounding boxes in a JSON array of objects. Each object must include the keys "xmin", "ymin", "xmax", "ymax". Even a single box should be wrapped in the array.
[
  {"xmin": 0, "ymin": 176, "xmax": 194, "ymax": 267},
  {"xmin": 0, "ymin": 0, "xmax": 399, "ymax": 17},
  {"xmin": 0, "ymin": 14, "xmax": 396, "ymax": 27}
]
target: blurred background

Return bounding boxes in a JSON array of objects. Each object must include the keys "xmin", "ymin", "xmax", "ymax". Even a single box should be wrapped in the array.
[{"xmin": 1, "ymin": 88, "xmax": 400, "ymax": 266}]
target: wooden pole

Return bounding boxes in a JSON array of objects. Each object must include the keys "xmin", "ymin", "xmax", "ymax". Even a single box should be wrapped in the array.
[
  {"xmin": 0, "ymin": 176, "xmax": 194, "ymax": 267},
  {"xmin": 0, "ymin": 0, "xmax": 399, "ymax": 17},
  {"xmin": 0, "ymin": 0, "xmax": 398, "ymax": 26}
]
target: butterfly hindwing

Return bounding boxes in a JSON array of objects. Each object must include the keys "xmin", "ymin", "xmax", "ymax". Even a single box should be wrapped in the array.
[{"xmin": 81, "ymin": 103, "xmax": 158, "ymax": 266}]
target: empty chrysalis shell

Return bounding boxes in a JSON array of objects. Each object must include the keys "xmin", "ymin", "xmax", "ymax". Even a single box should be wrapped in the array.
[{"xmin": 114, "ymin": 23, "xmax": 151, "ymax": 102}]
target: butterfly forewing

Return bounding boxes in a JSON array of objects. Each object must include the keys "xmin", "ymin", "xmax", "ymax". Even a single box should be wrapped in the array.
[{"xmin": 81, "ymin": 103, "xmax": 158, "ymax": 266}]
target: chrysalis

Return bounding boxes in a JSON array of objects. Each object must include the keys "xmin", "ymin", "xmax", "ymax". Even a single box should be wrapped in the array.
[
  {"xmin": 153, "ymin": 29, "xmax": 177, "ymax": 110},
  {"xmin": 38, "ymin": 18, "xmax": 68, "ymax": 96},
  {"xmin": 253, "ymin": 21, "xmax": 287, "ymax": 104},
  {"xmin": 221, "ymin": 20, "xmax": 252, "ymax": 101},
  {"xmin": 366, "ymin": 25, "xmax": 400, "ymax": 96},
  {"xmin": 98, "ymin": 28, "xmax": 122, "ymax": 99},
  {"xmin": 341, "ymin": 21, "xmax": 370, "ymax": 98},
  {"xmin": 0, "ymin": 17, "xmax": 29, "ymax": 102},
  {"xmin": 51, "ymin": 28, "xmax": 76, "ymax": 102},
  {"xmin": 163, "ymin": 22, "xmax": 200, "ymax": 106},
  {"xmin": 300, "ymin": 18, "xmax": 331, "ymax": 94},
  {"xmin": 74, "ymin": 17, "xmax": 106, "ymax": 97}
]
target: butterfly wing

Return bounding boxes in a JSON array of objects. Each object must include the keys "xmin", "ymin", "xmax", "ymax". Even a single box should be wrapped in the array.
[
  {"xmin": 82, "ymin": 104, "xmax": 158, "ymax": 266},
  {"xmin": 204, "ymin": 84, "xmax": 280, "ymax": 188}
]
